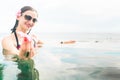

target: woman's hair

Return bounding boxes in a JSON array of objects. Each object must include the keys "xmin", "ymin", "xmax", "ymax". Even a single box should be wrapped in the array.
[{"xmin": 11, "ymin": 6, "xmax": 37, "ymax": 34}]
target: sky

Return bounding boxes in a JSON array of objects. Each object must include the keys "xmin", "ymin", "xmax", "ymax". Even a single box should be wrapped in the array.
[{"xmin": 0, "ymin": 0, "xmax": 120, "ymax": 33}]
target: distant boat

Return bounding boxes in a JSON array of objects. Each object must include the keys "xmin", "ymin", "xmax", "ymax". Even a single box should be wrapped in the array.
[{"xmin": 60, "ymin": 40, "xmax": 76, "ymax": 44}]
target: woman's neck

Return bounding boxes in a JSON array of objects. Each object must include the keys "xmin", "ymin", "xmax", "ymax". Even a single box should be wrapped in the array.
[{"xmin": 16, "ymin": 27, "xmax": 28, "ymax": 34}]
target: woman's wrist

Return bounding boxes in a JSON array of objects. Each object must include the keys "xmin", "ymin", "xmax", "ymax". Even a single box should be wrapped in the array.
[
  {"xmin": 24, "ymin": 51, "xmax": 30, "ymax": 57},
  {"xmin": 19, "ymin": 50, "xmax": 31, "ymax": 60}
]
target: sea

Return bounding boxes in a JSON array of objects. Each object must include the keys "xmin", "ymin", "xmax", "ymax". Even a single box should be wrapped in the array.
[{"xmin": 0, "ymin": 32, "xmax": 120, "ymax": 80}]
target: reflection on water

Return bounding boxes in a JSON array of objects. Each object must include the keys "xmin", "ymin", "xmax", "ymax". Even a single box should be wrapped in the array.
[
  {"xmin": 0, "ymin": 64, "xmax": 4, "ymax": 80},
  {"xmin": 17, "ymin": 59, "xmax": 39, "ymax": 80},
  {"xmin": 61, "ymin": 67, "xmax": 120, "ymax": 80},
  {"xmin": 0, "ymin": 61, "xmax": 19, "ymax": 80},
  {"xmin": 0, "ymin": 44, "xmax": 120, "ymax": 80},
  {"xmin": 0, "ymin": 59, "xmax": 39, "ymax": 80}
]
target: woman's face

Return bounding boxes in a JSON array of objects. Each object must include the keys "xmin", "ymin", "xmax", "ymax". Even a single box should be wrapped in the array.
[{"xmin": 17, "ymin": 10, "xmax": 38, "ymax": 32}]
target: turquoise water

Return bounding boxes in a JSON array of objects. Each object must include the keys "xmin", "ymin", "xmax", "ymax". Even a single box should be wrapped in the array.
[
  {"xmin": 36, "ymin": 46, "xmax": 120, "ymax": 80},
  {"xmin": 0, "ymin": 32, "xmax": 120, "ymax": 80},
  {"xmin": 0, "ymin": 43, "xmax": 120, "ymax": 80}
]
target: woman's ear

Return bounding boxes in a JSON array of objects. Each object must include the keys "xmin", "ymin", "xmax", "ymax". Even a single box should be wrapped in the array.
[{"xmin": 16, "ymin": 16, "xmax": 20, "ymax": 20}]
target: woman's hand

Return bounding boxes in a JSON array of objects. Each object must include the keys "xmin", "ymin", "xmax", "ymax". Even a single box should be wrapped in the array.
[
  {"xmin": 36, "ymin": 40, "xmax": 43, "ymax": 48},
  {"xmin": 19, "ymin": 36, "xmax": 35, "ymax": 59},
  {"xmin": 31, "ymin": 34, "xmax": 43, "ymax": 48}
]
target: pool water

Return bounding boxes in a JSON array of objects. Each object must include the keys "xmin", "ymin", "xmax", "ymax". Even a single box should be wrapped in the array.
[
  {"xmin": 0, "ymin": 42, "xmax": 120, "ymax": 80},
  {"xmin": 35, "ymin": 43, "xmax": 120, "ymax": 80}
]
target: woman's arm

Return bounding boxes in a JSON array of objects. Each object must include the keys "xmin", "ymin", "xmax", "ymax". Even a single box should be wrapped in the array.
[
  {"xmin": 31, "ymin": 34, "xmax": 43, "ymax": 48},
  {"xmin": 19, "ymin": 36, "xmax": 35, "ymax": 60},
  {"xmin": 2, "ymin": 35, "xmax": 35, "ymax": 60},
  {"xmin": 2, "ymin": 36, "xmax": 19, "ymax": 55}
]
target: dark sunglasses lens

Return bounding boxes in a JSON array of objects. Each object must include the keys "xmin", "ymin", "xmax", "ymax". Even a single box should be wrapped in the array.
[
  {"xmin": 33, "ymin": 19, "xmax": 37, "ymax": 23},
  {"xmin": 25, "ymin": 15, "xmax": 32, "ymax": 20},
  {"xmin": 24, "ymin": 15, "xmax": 37, "ymax": 23}
]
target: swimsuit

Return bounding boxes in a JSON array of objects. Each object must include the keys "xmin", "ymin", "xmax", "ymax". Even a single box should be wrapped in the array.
[
  {"xmin": 14, "ymin": 31, "xmax": 20, "ymax": 49},
  {"xmin": 14, "ymin": 31, "xmax": 36, "ymax": 50}
]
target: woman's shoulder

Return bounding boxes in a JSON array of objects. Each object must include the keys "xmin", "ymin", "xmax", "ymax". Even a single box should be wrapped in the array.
[
  {"xmin": 2, "ymin": 34, "xmax": 13, "ymax": 44},
  {"xmin": 2, "ymin": 34, "xmax": 12, "ymax": 40}
]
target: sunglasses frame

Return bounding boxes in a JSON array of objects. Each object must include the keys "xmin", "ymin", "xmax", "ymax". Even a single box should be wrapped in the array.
[{"xmin": 24, "ymin": 15, "xmax": 37, "ymax": 23}]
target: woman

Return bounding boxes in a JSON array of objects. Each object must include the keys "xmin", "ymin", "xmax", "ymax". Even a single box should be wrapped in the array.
[{"xmin": 1, "ymin": 6, "xmax": 42, "ymax": 80}]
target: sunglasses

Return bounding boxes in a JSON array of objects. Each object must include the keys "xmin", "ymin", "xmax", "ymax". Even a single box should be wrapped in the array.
[{"xmin": 24, "ymin": 15, "xmax": 37, "ymax": 23}]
